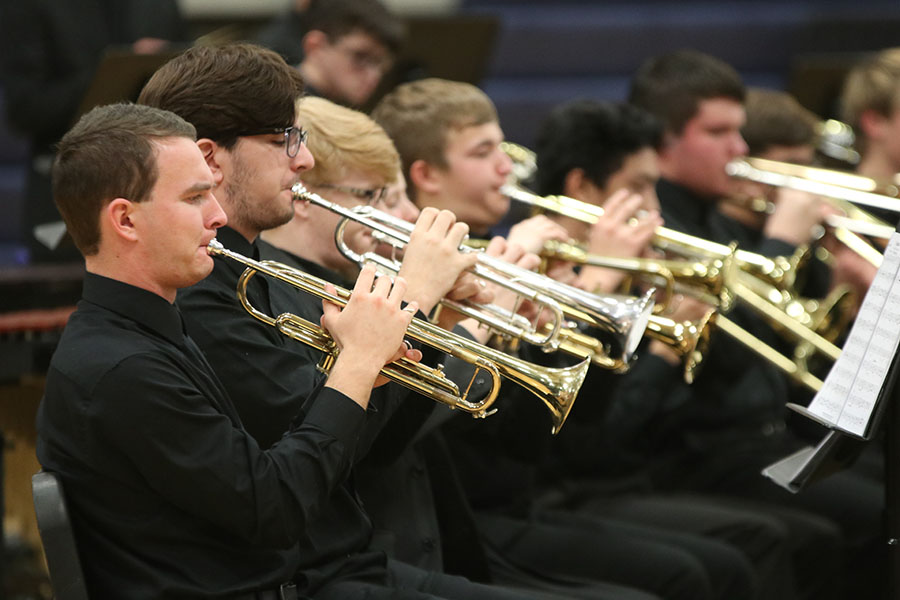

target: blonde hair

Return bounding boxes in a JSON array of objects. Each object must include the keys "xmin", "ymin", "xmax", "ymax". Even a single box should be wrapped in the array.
[
  {"xmin": 841, "ymin": 48, "xmax": 900, "ymax": 150},
  {"xmin": 295, "ymin": 96, "xmax": 399, "ymax": 185},
  {"xmin": 372, "ymin": 78, "xmax": 498, "ymax": 198}
]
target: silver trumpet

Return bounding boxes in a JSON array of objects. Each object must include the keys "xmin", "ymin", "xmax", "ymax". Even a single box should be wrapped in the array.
[{"xmin": 292, "ymin": 183, "xmax": 656, "ymax": 367}]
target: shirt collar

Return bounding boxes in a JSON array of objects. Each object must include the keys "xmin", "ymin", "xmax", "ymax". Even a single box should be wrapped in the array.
[
  {"xmin": 657, "ymin": 177, "xmax": 718, "ymax": 234},
  {"xmin": 213, "ymin": 226, "xmax": 259, "ymax": 261},
  {"xmin": 257, "ymin": 239, "xmax": 353, "ymax": 288},
  {"xmin": 82, "ymin": 272, "xmax": 185, "ymax": 346}
]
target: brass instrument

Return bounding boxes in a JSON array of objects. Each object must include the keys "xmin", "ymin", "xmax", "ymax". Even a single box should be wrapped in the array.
[
  {"xmin": 549, "ymin": 309, "xmax": 717, "ymax": 384},
  {"xmin": 541, "ymin": 239, "xmax": 736, "ymax": 311},
  {"xmin": 715, "ymin": 316, "xmax": 823, "ymax": 392},
  {"xmin": 294, "ymin": 184, "xmax": 656, "ymax": 368},
  {"xmin": 500, "ymin": 185, "xmax": 841, "ymax": 391},
  {"xmin": 726, "ymin": 157, "xmax": 894, "ymax": 268},
  {"xmin": 502, "ymin": 183, "xmax": 807, "ymax": 291},
  {"xmin": 817, "ymin": 119, "xmax": 860, "ymax": 166},
  {"xmin": 207, "ymin": 240, "xmax": 589, "ymax": 434}
]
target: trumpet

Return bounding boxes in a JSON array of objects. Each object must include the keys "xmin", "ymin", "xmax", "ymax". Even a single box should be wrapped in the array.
[
  {"xmin": 207, "ymin": 240, "xmax": 590, "ymax": 434},
  {"xmin": 502, "ymin": 183, "xmax": 808, "ymax": 292},
  {"xmin": 293, "ymin": 184, "xmax": 656, "ymax": 368},
  {"xmin": 541, "ymin": 239, "xmax": 736, "ymax": 311},
  {"xmin": 500, "ymin": 184, "xmax": 842, "ymax": 393},
  {"xmin": 549, "ymin": 309, "xmax": 717, "ymax": 384},
  {"xmin": 726, "ymin": 157, "xmax": 893, "ymax": 268}
]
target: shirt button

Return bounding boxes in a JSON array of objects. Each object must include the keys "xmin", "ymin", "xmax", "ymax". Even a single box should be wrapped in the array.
[
  {"xmin": 411, "ymin": 465, "xmax": 426, "ymax": 478},
  {"xmin": 421, "ymin": 537, "xmax": 436, "ymax": 552}
]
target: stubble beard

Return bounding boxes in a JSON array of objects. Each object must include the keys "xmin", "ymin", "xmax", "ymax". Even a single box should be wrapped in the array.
[{"xmin": 225, "ymin": 152, "xmax": 295, "ymax": 236}]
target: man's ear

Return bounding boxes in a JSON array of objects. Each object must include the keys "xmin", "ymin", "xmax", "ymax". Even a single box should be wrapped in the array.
[
  {"xmin": 859, "ymin": 109, "xmax": 887, "ymax": 141},
  {"xmin": 302, "ymin": 29, "xmax": 328, "ymax": 57},
  {"xmin": 408, "ymin": 159, "xmax": 441, "ymax": 196},
  {"xmin": 563, "ymin": 168, "xmax": 606, "ymax": 203},
  {"xmin": 562, "ymin": 168, "xmax": 587, "ymax": 198},
  {"xmin": 105, "ymin": 197, "xmax": 139, "ymax": 243},
  {"xmin": 197, "ymin": 139, "xmax": 225, "ymax": 187}
]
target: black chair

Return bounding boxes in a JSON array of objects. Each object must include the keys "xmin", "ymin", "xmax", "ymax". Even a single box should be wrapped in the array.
[{"xmin": 32, "ymin": 471, "xmax": 89, "ymax": 600}]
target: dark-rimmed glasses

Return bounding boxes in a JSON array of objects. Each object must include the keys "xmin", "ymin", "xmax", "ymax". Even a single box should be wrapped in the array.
[
  {"xmin": 316, "ymin": 183, "xmax": 389, "ymax": 204},
  {"xmin": 240, "ymin": 126, "xmax": 308, "ymax": 157}
]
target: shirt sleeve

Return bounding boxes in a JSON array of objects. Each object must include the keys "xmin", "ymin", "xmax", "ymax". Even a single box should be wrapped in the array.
[{"xmin": 93, "ymin": 352, "xmax": 366, "ymax": 549}]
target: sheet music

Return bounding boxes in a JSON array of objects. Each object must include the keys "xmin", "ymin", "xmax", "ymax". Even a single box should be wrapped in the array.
[{"xmin": 806, "ymin": 232, "xmax": 900, "ymax": 437}]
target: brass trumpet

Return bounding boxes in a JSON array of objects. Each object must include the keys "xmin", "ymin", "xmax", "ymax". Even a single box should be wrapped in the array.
[
  {"xmin": 549, "ymin": 310, "xmax": 717, "ymax": 384},
  {"xmin": 294, "ymin": 184, "xmax": 656, "ymax": 368},
  {"xmin": 502, "ymin": 183, "xmax": 808, "ymax": 292},
  {"xmin": 726, "ymin": 156, "xmax": 893, "ymax": 268},
  {"xmin": 207, "ymin": 240, "xmax": 590, "ymax": 434},
  {"xmin": 541, "ymin": 239, "xmax": 736, "ymax": 311},
  {"xmin": 499, "ymin": 183, "xmax": 836, "ymax": 393}
]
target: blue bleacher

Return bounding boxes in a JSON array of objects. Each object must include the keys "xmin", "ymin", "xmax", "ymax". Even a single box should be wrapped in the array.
[
  {"xmin": 0, "ymin": 86, "xmax": 30, "ymax": 266},
  {"xmin": 461, "ymin": 0, "xmax": 900, "ymax": 146}
]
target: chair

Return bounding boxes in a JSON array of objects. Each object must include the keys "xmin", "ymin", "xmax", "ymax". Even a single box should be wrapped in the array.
[{"xmin": 31, "ymin": 471, "xmax": 90, "ymax": 600}]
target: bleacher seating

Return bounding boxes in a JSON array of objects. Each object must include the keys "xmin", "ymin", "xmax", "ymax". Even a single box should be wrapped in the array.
[
  {"xmin": 0, "ymin": 86, "xmax": 30, "ymax": 266},
  {"xmin": 460, "ymin": 0, "xmax": 900, "ymax": 146}
]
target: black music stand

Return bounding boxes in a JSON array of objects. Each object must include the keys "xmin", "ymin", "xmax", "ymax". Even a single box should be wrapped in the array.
[
  {"xmin": 73, "ymin": 47, "xmax": 183, "ymax": 122},
  {"xmin": 365, "ymin": 15, "xmax": 499, "ymax": 110}
]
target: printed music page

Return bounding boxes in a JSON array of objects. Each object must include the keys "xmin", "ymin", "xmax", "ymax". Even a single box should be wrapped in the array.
[{"xmin": 803, "ymin": 231, "xmax": 900, "ymax": 438}]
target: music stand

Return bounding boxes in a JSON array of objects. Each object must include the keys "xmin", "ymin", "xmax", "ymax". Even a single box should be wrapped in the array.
[
  {"xmin": 73, "ymin": 47, "xmax": 184, "ymax": 123},
  {"xmin": 365, "ymin": 15, "xmax": 500, "ymax": 110}
]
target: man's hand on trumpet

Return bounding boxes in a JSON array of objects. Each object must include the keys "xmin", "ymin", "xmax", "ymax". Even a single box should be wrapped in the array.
[
  {"xmin": 577, "ymin": 189, "xmax": 662, "ymax": 294},
  {"xmin": 321, "ymin": 265, "xmax": 422, "ymax": 404},
  {"xmin": 397, "ymin": 207, "xmax": 478, "ymax": 316},
  {"xmin": 763, "ymin": 187, "xmax": 834, "ymax": 247}
]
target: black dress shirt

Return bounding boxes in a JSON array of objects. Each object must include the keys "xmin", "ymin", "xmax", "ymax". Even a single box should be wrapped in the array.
[
  {"xmin": 256, "ymin": 240, "xmax": 494, "ymax": 580},
  {"xmin": 656, "ymin": 178, "xmax": 790, "ymax": 432},
  {"xmin": 36, "ymin": 272, "xmax": 368, "ymax": 599}
]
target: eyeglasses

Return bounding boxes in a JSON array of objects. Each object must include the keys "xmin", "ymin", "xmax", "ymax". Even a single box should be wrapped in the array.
[
  {"xmin": 316, "ymin": 183, "xmax": 389, "ymax": 204},
  {"xmin": 333, "ymin": 43, "xmax": 393, "ymax": 74},
  {"xmin": 239, "ymin": 126, "xmax": 308, "ymax": 157}
]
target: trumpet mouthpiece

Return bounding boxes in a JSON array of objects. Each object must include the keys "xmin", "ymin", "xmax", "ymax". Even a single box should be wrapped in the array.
[
  {"xmin": 291, "ymin": 182, "xmax": 310, "ymax": 201},
  {"xmin": 207, "ymin": 239, "xmax": 224, "ymax": 254}
]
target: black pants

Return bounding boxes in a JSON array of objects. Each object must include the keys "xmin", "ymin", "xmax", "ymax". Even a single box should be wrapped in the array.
[
  {"xmin": 654, "ymin": 431, "xmax": 884, "ymax": 599},
  {"xmin": 476, "ymin": 510, "xmax": 755, "ymax": 600},
  {"xmin": 311, "ymin": 558, "xmax": 656, "ymax": 600},
  {"xmin": 572, "ymin": 491, "xmax": 842, "ymax": 600}
]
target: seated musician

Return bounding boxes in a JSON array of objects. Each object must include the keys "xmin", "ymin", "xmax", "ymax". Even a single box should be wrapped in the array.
[
  {"xmin": 373, "ymin": 76, "xmax": 794, "ymax": 600},
  {"xmin": 36, "ymin": 102, "xmax": 419, "ymax": 599},
  {"xmin": 630, "ymin": 49, "xmax": 884, "ymax": 599},
  {"xmin": 136, "ymin": 43, "xmax": 561, "ymax": 600},
  {"xmin": 531, "ymin": 97, "xmax": 841, "ymax": 600},
  {"xmin": 841, "ymin": 47, "xmax": 900, "ymax": 196}
]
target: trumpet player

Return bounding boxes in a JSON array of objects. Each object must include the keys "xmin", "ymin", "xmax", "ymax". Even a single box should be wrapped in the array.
[
  {"xmin": 36, "ymin": 102, "xmax": 425, "ymax": 600},
  {"xmin": 631, "ymin": 49, "xmax": 883, "ymax": 599},
  {"xmin": 375, "ymin": 76, "xmax": 777, "ymax": 600},
  {"xmin": 532, "ymin": 97, "xmax": 825, "ymax": 600},
  {"xmin": 725, "ymin": 88, "xmax": 874, "ymax": 307},
  {"xmin": 841, "ymin": 47, "xmax": 900, "ymax": 203},
  {"xmin": 137, "ymin": 43, "xmax": 561, "ymax": 600}
]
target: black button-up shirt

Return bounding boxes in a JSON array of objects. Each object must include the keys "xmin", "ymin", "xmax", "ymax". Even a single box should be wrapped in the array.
[
  {"xmin": 656, "ymin": 178, "xmax": 790, "ymax": 429},
  {"xmin": 37, "ymin": 272, "xmax": 368, "ymax": 599},
  {"xmin": 175, "ymin": 226, "xmax": 434, "ymax": 593}
]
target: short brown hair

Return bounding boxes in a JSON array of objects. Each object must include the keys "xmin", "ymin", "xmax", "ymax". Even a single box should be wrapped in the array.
[
  {"xmin": 53, "ymin": 103, "xmax": 196, "ymax": 256},
  {"xmin": 306, "ymin": 0, "xmax": 405, "ymax": 54},
  {"xmin": 841, "ymin": 48, "xmax": 900, "ymax": 151},
  {"xmin": 372, "ymin": 78, "xmax": 497, "ymax": 199},
  {"xmin": 629, "ymin": 49, "xmax": 745, "ymax": 135},
  {"xmin": 138, "ymin": 43, "xmax": 304, "ymax": 148},
  {"xmin": 742, "ymin": 88, "xmax": 818, "ymax": 156},
  {"xmin": 295, "ymin": 96, "xmax": 399, "ymax": 186}
]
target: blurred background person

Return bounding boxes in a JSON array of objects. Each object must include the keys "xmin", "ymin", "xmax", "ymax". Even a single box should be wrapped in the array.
[{"xmin": 0, "ymin": 0, "xmax": 186, "ymax": 263}]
